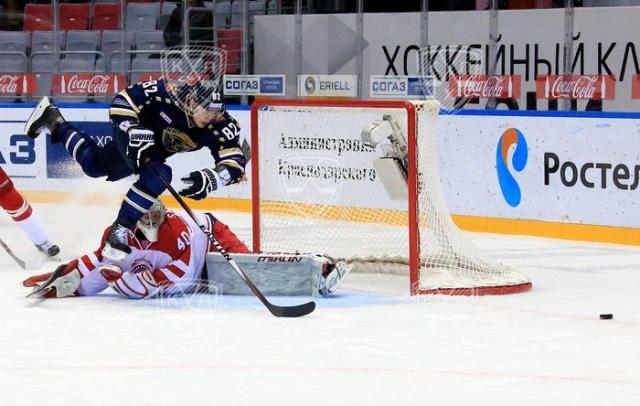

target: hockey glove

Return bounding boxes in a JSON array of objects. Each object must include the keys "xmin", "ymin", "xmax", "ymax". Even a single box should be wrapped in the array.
[
  {"xmin": 126, "ymin": 126, "xmax": 158, "ymax": 166},
  {"xmin": 179, "ymin": 168, "xmax": 219, "ymax": 200}
]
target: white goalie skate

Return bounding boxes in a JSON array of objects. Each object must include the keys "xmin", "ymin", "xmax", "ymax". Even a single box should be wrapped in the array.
[{"xmin": 320, "ymin": 261, "xmax": 353, "ymax": 296}]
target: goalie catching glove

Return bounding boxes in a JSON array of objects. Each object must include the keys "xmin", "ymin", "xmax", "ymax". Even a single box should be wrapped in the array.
[
  {"xmin": 126, "ymin": 125, "xmax": 161, "ymax": 166},
  {"xmin": 179, "ymin": 167, "xmax": 231, "ymax": 200}
]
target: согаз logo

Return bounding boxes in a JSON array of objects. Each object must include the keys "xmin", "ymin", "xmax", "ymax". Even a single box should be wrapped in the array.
[{"xmin": 496, "ymin": 128, "xmax": 527, "ymax": 207}]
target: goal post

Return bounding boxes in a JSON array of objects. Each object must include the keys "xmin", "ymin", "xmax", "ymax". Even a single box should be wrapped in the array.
[{"xmin": 251, "ymin": 98, "xmax": 532, "ymax": 295}]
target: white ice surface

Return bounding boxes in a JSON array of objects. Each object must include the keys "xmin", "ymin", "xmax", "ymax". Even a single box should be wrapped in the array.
[{"xmin": 0, "ymin": 202, "xmax": 639, "ymax": 406}]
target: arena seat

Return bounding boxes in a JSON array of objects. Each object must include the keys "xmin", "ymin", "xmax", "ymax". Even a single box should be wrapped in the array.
[
  {"xmin": 161, "ymin": 1, "xmax": 178, "ymax": 15},
  {"xmin": 92, "ymin": 3, "xmax": 121, "ymax": 31},
  {"xmin": 133, "ymin": 30, "xmax": 165, "ymax": 58},
  {"xmin": 125, "ymin": 2, "xmax": 161, "ymax": 31},
  {"xmin": 230, "ymin": 0, "xmax": 266, "ymax": 27},
  {"xmin": 217, "ymin": 28, "xmax": 241, "ymax": 73},
  {"xmin": 99, "ymin": 53, "xmax": 131, "ymax": 73},
  {"xmin": 65, "ymin": 30, "xmax": 101, "ymax": 53},
  {"xmin": 59, "ymin": 3, "xmax": 91, "ymax": 31},
  {"xmin": 212, "ymin": 0, "xmax": 231, "ymax": 29},
  {"xmin": 0, "ymin": 58, "xmax": 27, "ymax": 73},
  {"xmin": 31, "ymin": 31, "xmax": 66, "ymax": 53},
  {"xmin": 31, "ymin": 53, "xmax": 59, "ymax": 98},
  {"xmin": 100, "ymin": 30, "xmax": 134, "ymax": 69},
  {"xmin": 0, "ymin": 31, "xmax": 30, "ymax": 54},
  {"xmin": 23, "ymin": 4, "xmax": 53, "ymax": 31},
  {"xmin": 130, "ymin": 57, "xmax": 161, "ymax": 84},
  {"xmin": 59, "ymin": 57, "xmax": 95, "ymax": 73}
]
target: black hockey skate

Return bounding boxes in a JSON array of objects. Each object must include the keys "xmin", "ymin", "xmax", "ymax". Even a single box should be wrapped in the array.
[
  {"xmin": 102, "ymin": 220, "xmax": 133, "ymax": 262},
  {"xmin": 35, "ymin": 240, "xmax": 60, "ymax": 257},
  {"xmin": 24, "ymin": 96, "xmax": 65, "ymax": 140}
]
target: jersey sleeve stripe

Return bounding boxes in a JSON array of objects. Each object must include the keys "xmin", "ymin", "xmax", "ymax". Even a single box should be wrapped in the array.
[
  {"xmin": 216, "ymin": 159, "xmax": 245, "ymax": 172},
  {"xmin": 151, "ymin": 269, "xmax": 173, "ymax": 286},
  {"xmin": 109, "ymin": 107, "xmax": 139, "ymax": 119},
  {"xmin": 218, "ymin": 147, "xmax": 244, "ymax": 158},
  {"xmin": 118, "ymin": 90, "xmax": 141, "ymax": 114},
  {"xmin": 78, "ymin": 253, "xmax": 100, "ymax": 274},
  {"xmin": 165, "ymin": 262, "xmax": 187, "ymax": 278},
  {"xmin": 154, "ymin": 269, "xmax": 180, "ymax": 285}
]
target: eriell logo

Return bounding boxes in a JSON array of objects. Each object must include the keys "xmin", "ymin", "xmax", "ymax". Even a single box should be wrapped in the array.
[{"xmin": 496, "ymin": 128, "xmax": 528, "ymax": 207}]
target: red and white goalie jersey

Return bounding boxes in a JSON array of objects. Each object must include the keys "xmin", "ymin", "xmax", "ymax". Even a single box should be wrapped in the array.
[{"xmin": 27, "ymin": 211, "xmax": 249, "ymax": 299}]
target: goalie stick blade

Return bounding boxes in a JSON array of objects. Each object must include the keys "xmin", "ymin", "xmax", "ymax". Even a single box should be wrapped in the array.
[
  {"xmin": 268, "ymin": 301, "xmax": 316, "ymax": 318},
  {"xmin": 26, "ymin": 264, "xmax": 66, "ymax": 298}
]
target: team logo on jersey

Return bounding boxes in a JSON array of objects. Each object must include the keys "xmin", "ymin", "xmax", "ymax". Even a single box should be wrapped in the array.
[
  {"xmin": 160, "ymin": 111, "xmax": 172, "ymax": 124},
  {"xmin": 131, "ymin": 258, "xmax": 153, "ymax": 274},
  {"xmin": 162, "ymin": 128, "xmax": 197, "ymax": 152},
  {"xmin": 496, "ymin": 128, "xmax": 528, "ymax": 207}
]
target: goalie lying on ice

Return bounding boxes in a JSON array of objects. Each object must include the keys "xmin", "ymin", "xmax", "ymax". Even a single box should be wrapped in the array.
[{"xmin": 23, "ymin": 200, "xmax": 351, "ymax": 299}]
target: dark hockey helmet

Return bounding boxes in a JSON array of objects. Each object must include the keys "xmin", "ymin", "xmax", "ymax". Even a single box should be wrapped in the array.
[{"xmin": 160, "ymin": 45, "xmax": 227, "ymax": 116}]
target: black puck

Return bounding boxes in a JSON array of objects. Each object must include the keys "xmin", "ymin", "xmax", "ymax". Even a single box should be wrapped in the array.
[{"xmin": 599, "ymin": 314, "xmax": 613, "ymax": 320}]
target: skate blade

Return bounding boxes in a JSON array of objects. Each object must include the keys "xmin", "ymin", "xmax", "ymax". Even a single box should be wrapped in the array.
[{"xmin": 24, "ymin": 97, "xmax": 51, "ymax": 134}]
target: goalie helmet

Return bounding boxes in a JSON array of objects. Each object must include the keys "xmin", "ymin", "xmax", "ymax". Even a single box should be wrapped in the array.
[{"xmin": 136, "ymin": 200, "xmax": 167, "ymax": 242}]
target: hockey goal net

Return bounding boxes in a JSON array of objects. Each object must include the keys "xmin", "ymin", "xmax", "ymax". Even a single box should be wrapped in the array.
[{"xmin": 251, "ymin": 99, "xmax": 531, "ymax": 295}]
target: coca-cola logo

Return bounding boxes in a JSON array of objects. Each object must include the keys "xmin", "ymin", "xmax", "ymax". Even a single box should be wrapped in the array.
[
  {"xmin": 450, "ymin": 75, "xmax": 520, "ymax": 98},
  {"xmin": 550, "ymin": 76, "xmax": 597, "ymax": 99},
  {"xmin": 537, "ymin": 75, "xmax": 615, "ymax": 100},
  {"xmin": 53, "ymin": 74, "xmax": 124, "ymax": 95},
  {"xmin": 0, "ymin": 75, "xmax": 23, "ymax": 94},
  {"xmin": 65, "ymin": 75, "xmax": 113, "ymax": 93}
]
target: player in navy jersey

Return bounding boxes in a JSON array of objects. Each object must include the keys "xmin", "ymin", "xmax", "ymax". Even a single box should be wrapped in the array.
[{"xmin": 24, "ymin": 79, "xmax": 248, "ymax": 261}]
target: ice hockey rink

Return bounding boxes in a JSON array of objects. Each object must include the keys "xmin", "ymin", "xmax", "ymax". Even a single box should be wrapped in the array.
[{"xmin": 0, "ymin": 198, "xmax": 639, "ymax": 406}]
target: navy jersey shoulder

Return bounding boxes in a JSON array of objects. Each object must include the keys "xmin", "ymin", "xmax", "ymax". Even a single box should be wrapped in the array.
[{"xmin": 110, "ymin": 80, "xmax": 243, "ymax": 161}]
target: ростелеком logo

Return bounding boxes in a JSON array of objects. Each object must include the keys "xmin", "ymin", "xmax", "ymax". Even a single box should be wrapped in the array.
[{"xmin": 496, "ymin": 128, "xmax": 528, "ymax": 207}]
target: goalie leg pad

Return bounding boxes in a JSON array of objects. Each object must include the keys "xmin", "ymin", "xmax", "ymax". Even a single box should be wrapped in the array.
[{"xmin": 206, "ymin": 253, "xmax": 330, "ymax": 297}]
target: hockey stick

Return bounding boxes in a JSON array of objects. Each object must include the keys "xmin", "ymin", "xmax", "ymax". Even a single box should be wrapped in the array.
[
  {"xmin": 148, "ymin": 163, "xmax": 315, "ymax": 317},
  {"xmin": 0, "ymin": 237, "xmax": 42, "ymax": 270}
]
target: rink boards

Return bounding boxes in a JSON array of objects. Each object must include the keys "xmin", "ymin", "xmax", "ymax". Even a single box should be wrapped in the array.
[{"xmin": 1, "ymin": 103, "xmax": 639, "ymax": 245}]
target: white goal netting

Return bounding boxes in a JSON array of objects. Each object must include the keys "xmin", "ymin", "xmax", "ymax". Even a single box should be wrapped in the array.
[{"xmin": 252, "ymin": 99, "xmax": 531, "ymax": 295}]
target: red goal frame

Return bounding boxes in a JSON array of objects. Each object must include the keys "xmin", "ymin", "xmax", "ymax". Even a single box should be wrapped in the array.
[
  {"xmin": 250, "ymin": 98, "xmax": 531, "ymax": 296},
  {"xmin": 251, "ymin": 98, "xmax": 420, "ymax": 294}
]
